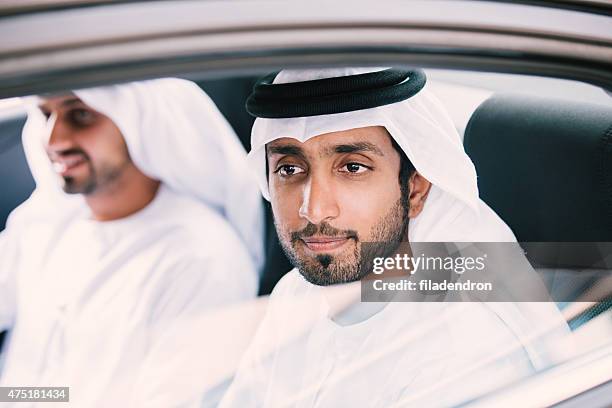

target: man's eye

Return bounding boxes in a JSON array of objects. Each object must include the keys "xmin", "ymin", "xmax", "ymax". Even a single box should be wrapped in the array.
[
  {"xmin": 340, "ymin": 163, "xmax": 370, "ymax": 174},
  {"xmin": 69, "ymin": 109, "xmax": 95, "ymax": 126},
  {"xmin": 275, "ymin": 165, "xmax": 305, "ymax": 177}
]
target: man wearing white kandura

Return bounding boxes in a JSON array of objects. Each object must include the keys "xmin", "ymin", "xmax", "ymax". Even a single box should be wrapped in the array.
[
  {"xmin": 0, "ymin": 78, "xmax": 263, "ymax": 407},
  {"xmin": 220, "ymin": 67, "xmax": 572, "ymax": 408}
]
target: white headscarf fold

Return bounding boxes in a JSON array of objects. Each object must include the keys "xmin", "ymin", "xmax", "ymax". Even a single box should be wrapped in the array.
[
  {"xmin": 248, "ymin": 67, "xmax": 515, "ymax": 243},
  {"xmin": 16, "ymin": 78, "xmax": 264, "ymax": 271}
]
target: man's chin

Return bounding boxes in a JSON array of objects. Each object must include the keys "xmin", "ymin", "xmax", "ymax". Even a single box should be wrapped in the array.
[
  {"xmin": 295, "ymin": 257, "xmax": 362, "ymax": 286},
  {"xmin": 298, "ymin": 268, "xmax": 362, "ymax": 286},
  {"xmin": 61, "ymin": 177, "xmax": 96, "ymax": 195}
]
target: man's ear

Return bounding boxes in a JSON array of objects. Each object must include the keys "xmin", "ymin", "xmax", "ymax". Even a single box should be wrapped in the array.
[{"xmin": 407, "ymin": 172, "xmax": 431, "ymax": 218}]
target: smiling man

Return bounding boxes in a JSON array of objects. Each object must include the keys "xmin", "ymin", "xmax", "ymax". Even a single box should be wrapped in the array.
[
  {"xmin": 0, "ymin": 79, "xmax": 263, "ymax": 407},
  {"xmin": 42, "ymin": 94, "xmax": 160, "ymax": 217},
  {"xmin": 219, "ymin": 68, "xmax": 570, "ymax": 408}
]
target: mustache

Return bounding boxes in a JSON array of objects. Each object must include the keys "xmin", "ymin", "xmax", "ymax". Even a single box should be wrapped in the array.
[
  {"xmin": 49, "ymin": 148, "xmax": 90, "ymax": 161},
  {"xmin": 290, "ymin": 222, "xmax": 359, "ymax": 243}
]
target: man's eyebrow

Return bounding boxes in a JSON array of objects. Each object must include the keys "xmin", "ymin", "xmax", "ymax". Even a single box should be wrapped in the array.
[
  {"xmin": 266, "ymin": 144, "xmax": 307, "ymax": 161},
  {"xmin": 326, "ymin": 142, "xmax": 384, "ymax": 157},
  {"xmin": 38, "ymin": 97, "xmax": 82, "ymax": 112},
  {"xmin": 60, "ymin": 97, "xmax": 82, "ymax": 107}
]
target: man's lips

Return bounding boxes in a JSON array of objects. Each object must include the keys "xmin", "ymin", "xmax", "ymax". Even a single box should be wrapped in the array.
[
  {"xmin": 51, "ymin": 154, "xmax": 87, "ymax": 175},
  {"xmin": 301, "ymin": 236, "xmax": 352, "ymax": 252}
]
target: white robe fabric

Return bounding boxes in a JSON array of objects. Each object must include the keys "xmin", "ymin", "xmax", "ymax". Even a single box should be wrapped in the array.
[
  {"xmin": 220, "ymin": 271, "xmax": 570, "ymax": 408},
  {"xmin": 0, "ymin": 78, "xmax": 263, "ymax": 407},
  {"xmin": 0, "ymin": 185, "xmax": 257, "ymax": 407},
  {"xmin": 219, "ymin": 68, "xmax": 572, "ymax": 407}
]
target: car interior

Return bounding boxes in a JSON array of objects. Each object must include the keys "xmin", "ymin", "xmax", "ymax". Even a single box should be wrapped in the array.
[
  {"xmin": 464, "ymin": 92, "xmax": 612, "ymax": 342},
  {"xmin": 0, "ymin": 71, "xmax": 610, "ymax": 362}
]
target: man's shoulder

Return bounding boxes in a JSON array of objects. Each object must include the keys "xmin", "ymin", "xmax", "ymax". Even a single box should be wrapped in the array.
[
  {"xmin": 156, "ymin": 186, "xmax": 223, "ymax": 222},
  {"xmin": 129, "ymin": 187, "xmax": 255, "ymax": 275},
  {"xmin": 153, "ymin": 187, "xmax": 242, "ymax": 245},
  {"xmin": 269, "ymin": 269, "xmax": 313, "ymax": 298}
]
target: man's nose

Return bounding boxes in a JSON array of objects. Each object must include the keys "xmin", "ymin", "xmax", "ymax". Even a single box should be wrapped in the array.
[
  {"xmin": 298, "ymin": 174, "xmax": 340, "ymax": 225},
  {"xmin": 45, "ymin": 114, "xmax": 73, "ymax": 152}
]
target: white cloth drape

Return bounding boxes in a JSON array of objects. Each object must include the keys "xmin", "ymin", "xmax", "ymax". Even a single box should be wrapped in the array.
[
  {"xmin": 248, "ymin": 67, "xmax": 513, "ymax": 243},
  {"xmin": 18, "ymin": 78, "xmax": 264, "ymax": 271}
]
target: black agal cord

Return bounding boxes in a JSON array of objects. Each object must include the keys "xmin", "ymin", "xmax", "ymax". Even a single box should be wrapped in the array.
[{"xmin": 246, "ymin": 69, "xmax": 427, "ymax": 118}]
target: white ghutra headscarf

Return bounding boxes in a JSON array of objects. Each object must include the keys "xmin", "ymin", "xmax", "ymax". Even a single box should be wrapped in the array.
[
  {"xmin": 16, "ymin": 78, "xmax": 264, "ymax": 272},
  {"xmin": 247, "ymin": 67, "xmax": 515, "ymax": 244}
]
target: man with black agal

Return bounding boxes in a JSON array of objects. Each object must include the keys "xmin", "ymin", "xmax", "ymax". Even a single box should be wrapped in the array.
[{"xmin": 219, "ymin": 68, "xmax": 571, "ymax": 408}]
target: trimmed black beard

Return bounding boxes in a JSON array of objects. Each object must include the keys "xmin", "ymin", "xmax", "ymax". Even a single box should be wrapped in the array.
[{"xmin": 279, "ymin": 196, "xmax": 409, "ymax": 286}]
